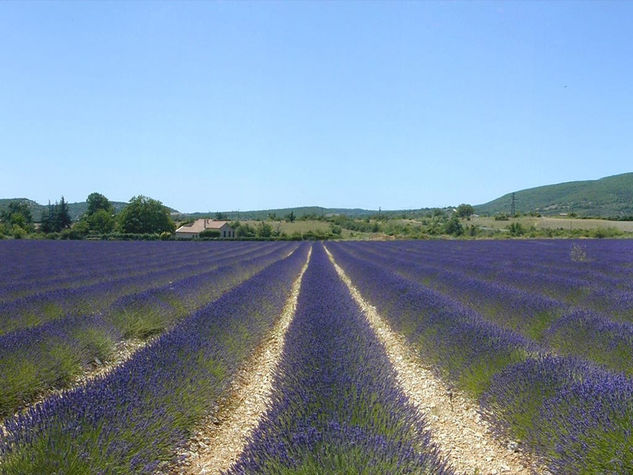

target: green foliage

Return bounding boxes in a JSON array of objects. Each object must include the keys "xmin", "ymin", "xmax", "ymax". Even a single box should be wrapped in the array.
[
  {"xmin": 0, "ymin": 358, "xmax": 41, "ymax": 417},
  {"xmin": 456, "ymin": 203, "xmax": 475, "ymax": 218},
  {"xmin": 256, "ymin": 221, "xmax": 273, "ymax": 238},
  {"xmin": 508, "ymin": 222, "xmax": 524, "ymax": 236},
  {"xmin": 12, "ymin": 225, "xmax": 27, "ymax": 239},
  {"xmin": 72, "ymin": 219, "xmax": 91, "ymax": 236},
  {"xmin": 57, "ymin": 196, "xmax": 72, "ymax": 229},
  {"xmin": 87, "ymin": 209, "xmax": 115, "ymax": 234},
  {"xmin": 41, "ymin": 197, "xmax": 72, "ymax": 233},
  {"xmin": 111, "ymin": 305, "xmax": 170, "ymax": 339},
  {"xmin": 459, "ymin": 350, "xmax": 527, "ymax": 398},
  {"xmin": 199, "ymin": 229, "xmax": 221, "ymax": 238},
  {"xmin": 445, "ymin": 215, "xmax": 464, "ymax": 236},
  {"xmin": 592, "ymin": 227, "xmax": 622, "ymax": 238},
  {"xmin": 59, "ymin": 228, "xmax": 86, "ymax": 240},
  {"xmin": 285, "ymin": 210, "xmax": 296, "ymax": 222},
  {"xmin": 73, "ymin": 193, "xmax": 117, "ymax": 235},
  {"xmin": 160, "ymin": 231, "xmax": 172, "ymax": 240},
  {"xmin": 233, "ymin": 222, "xmax": 256, "ymax": 238},
  {"xmin": 86, "ymin": 192, "xmax": 114, "ymax": 216},
  {"xmin": 117, "ymin": 195, "xmax": 175, "ymax": 234},
  {"xmin": 0, "ymin": 200, "xmax": 33, "ymax": 228}
]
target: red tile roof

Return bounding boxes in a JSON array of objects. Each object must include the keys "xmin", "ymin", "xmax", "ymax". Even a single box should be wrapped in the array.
[{"xmin": 175, "ymin": 219, "xmax": 231, "ymax": 234}]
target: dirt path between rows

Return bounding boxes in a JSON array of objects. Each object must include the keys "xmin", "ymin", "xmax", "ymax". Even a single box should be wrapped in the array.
[
  {"xmin": 175, "ymin": 246, "xmax": 312, "ymax": 475},
  {"xmin": 324, "ymin": 246, "xmax": 543, "ymax": 475}
]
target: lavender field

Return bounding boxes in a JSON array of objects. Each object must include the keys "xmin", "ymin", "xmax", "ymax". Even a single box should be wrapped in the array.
[{"xmin": 1, "ymin": 239, "xmax": 632, "ymax": 473}]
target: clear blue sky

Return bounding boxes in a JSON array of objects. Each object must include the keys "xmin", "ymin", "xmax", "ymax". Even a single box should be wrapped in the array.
[{"xmin": 1, "ymin": 1, "xmax": 632, "ymax": 212}]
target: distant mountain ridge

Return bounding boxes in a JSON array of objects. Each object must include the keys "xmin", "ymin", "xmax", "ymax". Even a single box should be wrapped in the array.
[
  {"xmin": 3, "ymin": 172, "xmax": 631, "ymax": 222},
  {"xmin": 475, "ymin": 173, "xmax": 633, "ymax": 217}
]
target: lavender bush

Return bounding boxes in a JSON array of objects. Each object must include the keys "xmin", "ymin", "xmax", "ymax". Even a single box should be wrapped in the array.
[
  {"xmin": 231, "ymin": 244, "xmax": 450, "ymax": 474},
  {"xmin": 0, "ymin": 244, "xmax": 309, "ymax": 473}
]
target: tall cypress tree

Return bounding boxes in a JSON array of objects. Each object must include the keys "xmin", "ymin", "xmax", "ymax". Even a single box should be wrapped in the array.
[
  {"xmin": 40, "ymin": 201, "xmax": 55, "ymax": 233},
  {"xmin": 56, "ymin": 196, "xmax": 72, "ymax": 230}
]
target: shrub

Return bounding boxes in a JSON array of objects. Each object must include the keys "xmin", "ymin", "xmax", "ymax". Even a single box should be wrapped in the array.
[
  {"xmin": 12, "ymin": 225, "xmax": 27, "ymax": 239},
  {"xmin": 60, "ymin": 229, "xmax": 85, "ymax": 240},
  {"xmin": 508, "ymin": 222, "xmax": 524, "ymax": 236},
  {"xmin": 445, "ymin": 216, "xmax": 463, "ymax": 236},
  {"xmin": 199, "ymin": 229, "xmax": 221, "ymax": 238}
]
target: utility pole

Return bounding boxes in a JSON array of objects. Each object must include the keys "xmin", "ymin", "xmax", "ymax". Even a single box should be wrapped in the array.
[{"xmin": 510, "ymin": 193, "xmax": 516, "ymax": 216}]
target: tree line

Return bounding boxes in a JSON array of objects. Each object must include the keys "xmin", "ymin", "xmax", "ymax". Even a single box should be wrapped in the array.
[{"xmin": 0, "ymin": 193, "xmax": 174, "ymax": 239}]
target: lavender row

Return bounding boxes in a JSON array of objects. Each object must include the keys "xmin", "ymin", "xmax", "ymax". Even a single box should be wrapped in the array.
[
  {"xmin": 0, "ymin": 241, "xmax": 265, "ymax": 304},
  {"xmin": 328, "ymin": 242, "xmax": 633, "ymax": 472},
  {"xmin": 483, "ymin": 355, "xmax": 633, "ymax": 473},
  {"xmin": 370, "ymin": 240, "xmax": 633, "ymax": 318},
  {"xmin": 231, "ymin": 244, "xmax": 449, "ymax": 474},
  {"xmin": 0, "ymin": 244, "xmax": 310, "ymax": 473},
  {"xmin": 0, "ymin": 242, "xmax": 296, "ymax": 418},
  {"xmin": 342, "ymin": 242, "xmax": 633, "ymax": 375},
  {"xmin": 383, "ymin": 239, "xmax": 633, "ymax": 287},
  {"xmin": 327, "ymin": 243, "xmax": 536, "ymax": 394},
  {"xmin": 0, "ymin": 242, "xmax": 279, "ymax": 334},
  {"xmin": 0, "ymin": 240, "xmax": 206, "ymax": 297},
  {"xmin": 343, "ymin": 242, "xmax": 565, "ymax": 339},
  {"xmin": 362, "ymin": 240, "xmax": 633, "ymax": 304},
  {"xmin": 0, "ymin": 241, "xmax": 238, "ymax": 308}
]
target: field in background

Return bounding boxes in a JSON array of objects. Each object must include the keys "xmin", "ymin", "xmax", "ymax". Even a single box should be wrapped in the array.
[
  {"xmin": 242, "ymin": 219, "xmax": 376, "ymax": 239},
  {"xmin": 470, "ymin": 215, "xmax": 633, "ymax": 232}
]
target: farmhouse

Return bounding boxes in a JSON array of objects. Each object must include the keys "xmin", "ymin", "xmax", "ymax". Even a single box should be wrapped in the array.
[{"xmin": 175, "ymin": 219, "xmax": 235, "ymax": 239}]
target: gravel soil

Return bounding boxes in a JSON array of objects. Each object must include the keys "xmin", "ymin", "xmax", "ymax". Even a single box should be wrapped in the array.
[
  {"xmin": 172, "ymin": 247, "xmax": 312, "ymax": 474},
  {"xmin": 325, "ymin": 245, "xmax": 544, "ymax": 475}
]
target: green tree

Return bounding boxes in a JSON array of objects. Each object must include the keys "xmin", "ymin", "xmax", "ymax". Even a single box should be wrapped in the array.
[
  {"xmin": 87, "ymin": 209, "xmax": 115, "ymax": 234},
  {"xmin": 40, "ymin": 197, "xmax": 71, "ymax": 233},
  {"xmin": 40, "ymin": 202, "xmax": 56, "ymax": 233},
  {"xmin": 117, "ymin": 195, "xmax": 175, "ymax": 234},
  {"xmin": 86, "ymin": 192, "xmax": 114, "ymax": 216},
  {"xmin": 285, "ymin": 211, "xmax": 296, "ymax": 223},
  {"xmin": 445, "ymin": 215, "xmax": 464, "ymax": 236},
  {"xmin": 79, "ymin": 192, "xmax": 115, "ymax": 234},
  {"xmin": 1, "ymin": 201, "xmax": 33, "ymax": 230},
  {"xmin": 234, "ymin": 222, "xmax": 256, "ymax": 238},
  {"xmin": 55, "ymin": 196, "xmax": 72, "ymax": 231},
  {"xmin": 256, "ymin": 221, "xmax": 273, "ymax": 238},
  {"xmin": 456, "ymin": 203, "xmax": 475, "ymax": 218}
]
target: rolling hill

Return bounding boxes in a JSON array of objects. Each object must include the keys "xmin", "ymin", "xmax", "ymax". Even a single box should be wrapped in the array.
[
  {"xmin": 475, "ymin": 173, "xmax": 633, "ymax": 217},
  {"xmin": 4, "ymin": 172, "xmax": 631, "ymax": 222}
]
